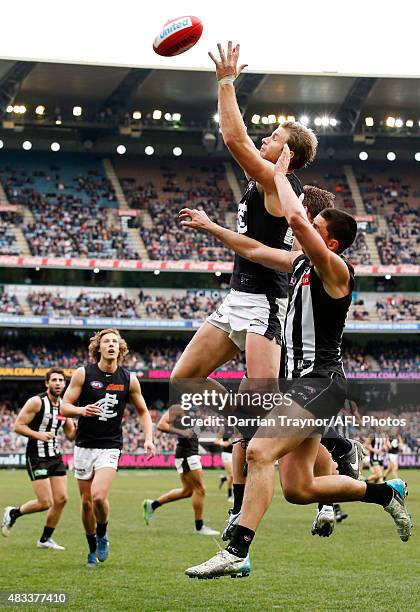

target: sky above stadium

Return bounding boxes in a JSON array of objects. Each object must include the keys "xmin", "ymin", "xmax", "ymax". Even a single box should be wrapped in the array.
[{"xmin": 3, "ymin": 0, "xmax": 419, "ymax": 77}]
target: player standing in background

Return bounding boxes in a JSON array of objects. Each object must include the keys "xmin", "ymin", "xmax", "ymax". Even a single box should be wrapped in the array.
[
  {"xmin": 143, "ymin": 405, "xmax": 219, "ymax": 536},
  {"xmin": 61, "ymin": 329, "xmax": 155, "ymax": 567},
  {"xmin": 172, "ymin": 41, "xmax": 317, "ymax": 524},
  {"xmin": 2, "ymin": 368, "xmax": 75, "ymax": 550},
  {"xmin": 385, "ymin": 433, "xmax": 403, "ymax": 480}
]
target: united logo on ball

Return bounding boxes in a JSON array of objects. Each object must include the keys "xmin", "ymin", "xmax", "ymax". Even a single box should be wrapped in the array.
[{"xmin": 153, "ymin": 16, "xmax": 203, "ymax": 57}]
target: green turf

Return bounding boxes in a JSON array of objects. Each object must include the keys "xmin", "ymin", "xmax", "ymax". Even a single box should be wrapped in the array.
[{"xmin": 0, "ymin": 469, "xmax": 418, "ymax": 612}]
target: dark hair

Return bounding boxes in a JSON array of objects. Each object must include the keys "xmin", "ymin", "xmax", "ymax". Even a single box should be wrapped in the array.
[
  {"xmin": 303, "ymin": 185, "xmax": 335, "ymax": 219},
  {"xmin": 282, "ymin": 121, "xmax": 318, "ymax": 170},
  {"xmin": 45, "ymin": 367, "xmax": 65, "ymax": 382},
  {"xmin": 319, "ymin": 208, "xmax": 357, "ymax": 254}
]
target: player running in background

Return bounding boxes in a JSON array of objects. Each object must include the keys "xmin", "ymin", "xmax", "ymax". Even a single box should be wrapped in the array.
[
  {"xmin": 385, "ymin": 433, "xmax": 403, "ymax": 481},
  {"xmin": 183, "ymin": 145, "xmax": 412, "ymax": 579},
  {"xmin": 214, "ymin": 425, "xmax": 235, "ymax": 502},
  {"xmin": 2, "ymin": 368, "xmax": 75, "ymax": 550},
  {"xmin": 143, "ymin": 405, "xmax": 218, "ymax": 536},
  {"xmin": 61, "ymin": 329, "xmax": 155, "ymax": 567},
  {"xmin": 365, "ymin": 432, "xmax": 387, "ymax": 483}
]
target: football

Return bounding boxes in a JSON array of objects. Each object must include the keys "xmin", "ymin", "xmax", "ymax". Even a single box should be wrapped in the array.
[{"xmin": 153, "ymin": 16, "xmax": 203, "ymax": 57}]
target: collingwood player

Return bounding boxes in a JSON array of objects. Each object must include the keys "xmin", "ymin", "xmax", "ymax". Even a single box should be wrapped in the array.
[
  {"xmin": 143, "ymin": 405, "xmax": 218, "ymax": 536},
  {"xmin": 61, "ymin": 329, "xmax": 155, "ymax": 567},
  {"xmin": 172, "ymin": 40, "xmax": 317, "ymax": 523},
  {"xmin": 2, "ymin": 368, "xmax": 75, "ymax": 550},
  {"xmin": 183, "ymin": 144, "xmax": 412, "ymax": 579},
  {"xmin": 365, "ymin": 431, "xmax": 387, "ymax": 483}
]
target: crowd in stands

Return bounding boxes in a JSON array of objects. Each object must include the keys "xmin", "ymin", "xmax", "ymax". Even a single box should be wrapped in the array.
[
  {"xmin": 376, "ymin": 295, "xmax": 420, "ymax": 322},
  {"xmin": 0, "ymin": 335, "xmax": 418, "ymax": 376},
  {"xmin": 0, "ymin": 159, "xmax": 419, "ymax": 266},
  {"xmin": 348, "ymin": 295, "xmax": 419, "ymax": 322},
  {"xmin": 0, "ymin": 291, "xmax": 23, "ymax": 315},
  {"xmin": 0, "ymin": 344, "xmax": 27, "ymax": 367},
  {"xmin": 0, "ymin": 211, "xmax": 22, "ymax": 255},
  {"xmin": 358, "ymin": 173, "xmax": 419, "ymax": 265},
  {"xmin": 27, "ymin": 291, "xmax": 140, "ymax": 318},
  {"xmin": 122, "ymin": 163, "xmax": 236, "ymax": 261},
  {"xmin": 342, "ymin": 341, "xmax": 419, "ymax": 375},
  {"xmin": 4, "ymin": 287, "xmax": 419, "ymax": 324},
  {"xmin": 345, "ymin": 233, "xmax": 372, "ymax": 265},
  {"xmin": 0, "ymin": 165, "xmax": 138, "ymax": 259},
  {"xmin": 141, "ymin": 292, "xmax": 222, "ymax": 320}
]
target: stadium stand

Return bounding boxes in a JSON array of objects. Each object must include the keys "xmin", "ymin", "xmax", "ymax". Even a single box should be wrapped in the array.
[
  {"xmin": 2, "ymin": 286, "xmax": 419, "ymax": 323},
  {"xmin": 114, "ymin": 158, "xmax": 236, "ymax": 261},
  {"xmin": 356, "ymin": 163, "xmax": 420, "ymax": 265},
  {"xmin": 0, "ymin": 152, "xmax": 138, "ymax": 259}
]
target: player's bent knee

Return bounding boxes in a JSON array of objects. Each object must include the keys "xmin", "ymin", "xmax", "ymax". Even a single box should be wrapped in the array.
[
  {"xmin": 282, "ymin": 483, "xmax": 314, "ymax": 505},
  {"xmin": 54, "ymin": 494, "xmax": 68, "ymax": 506},
  {"xmin": 92, "ymin": 491, "xmax": 107, "ymax": 505},
  {"xmin": 39, "ymin": 497, "xmax": 54, "ymax": 510},
  {"xmin": 246, "ymin": 444, "xmax": 273, "ymax": 465}
]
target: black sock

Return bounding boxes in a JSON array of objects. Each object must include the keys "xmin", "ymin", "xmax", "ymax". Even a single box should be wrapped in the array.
[
  {"xmin": 151, "ymin": 500, "xmax": 161, "ymax": 511},
  {"xmin": 226, "ymin": 525, "xmax": 254, "ymax": 558},
  {"xmin": 233, "ymin": 484, "xmax": 245, "ymax": 514},
  {"xmin": 96, "ymin": 522, "xmax": 108, "ymax": 538},
  {"xmin": 195, "ymin": 519, "xmax": 203, "ymax": 531},
  {"xmin": 86, "ymin": 533, "xmax": 97, "ymax": 553},
  {"xmin": 362, "ymin": 482, "xmax": 393, "ymax": 507},
  {"xmin": 220, "ymin": 476, "xmax": 227, "ymax": 483},
  {"xmin": 40, "ymin": 526, "xmax": 54, "ymax": 543},
  {"xmin": 10, "ymin": 507, "xmax": 22, "ymax": 521},
  {"xmin": 321, "ymin": 431, "xmax": 352, "ymax": 460},
  {"xmin": 228, "ymin": 488, "xmax": 232, "ymax": 498}
]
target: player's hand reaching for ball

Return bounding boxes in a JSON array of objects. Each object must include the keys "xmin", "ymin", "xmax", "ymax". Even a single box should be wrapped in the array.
[
  {"xmin": 179, "ymin": 208, "xmax": 214, "ymax": 231},
  {"xmin": 81, "ymin": 404, "xmax": 101, "ymax": 417},
  {"xmin": 208, "ymin": 41, "xmax": 248, "ymax": 83},
  {"xmin": 274, "ymin": 142, "xmax": 292, "ymax": 177}
]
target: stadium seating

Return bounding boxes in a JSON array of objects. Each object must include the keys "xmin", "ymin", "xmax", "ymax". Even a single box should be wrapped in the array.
[
  {"xmin": 355, "ymin": 163, "xmax": 420, "ymax": 265},
  {"xmin": 2, "ymin": 286, "xmax": 418, "ymax": 324},
  {"xmin": 0, "ymin": 152, "xmax": 138, "ymax": 259},
  {"xmin": 114, "ymin": 158, "xmax": 236, "ymax": 261}
]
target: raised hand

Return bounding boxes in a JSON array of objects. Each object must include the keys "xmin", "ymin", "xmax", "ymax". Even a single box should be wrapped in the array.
[{"xmin": 208, "ymin": 41, "xmax": 248, "ymax": 82}]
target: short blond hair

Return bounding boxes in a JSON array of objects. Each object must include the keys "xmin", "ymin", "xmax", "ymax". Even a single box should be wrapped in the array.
[
  {"xmin": 88, "ymin": 328, "xmax": 128, "ymax": 365},
  {"xmin": 282, "ymin": 121, "xmax": 318, "ymax": 170}
]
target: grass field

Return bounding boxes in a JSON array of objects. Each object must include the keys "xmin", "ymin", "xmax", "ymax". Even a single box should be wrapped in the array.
[{"xmin": 0, "ymin": 469, "xmax": 418, "ymax": 612}]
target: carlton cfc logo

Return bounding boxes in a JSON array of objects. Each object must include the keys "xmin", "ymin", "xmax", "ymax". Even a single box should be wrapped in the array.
[{"xmin": 91, "ymin": 381, "xmax": 104, "ymax": 389}]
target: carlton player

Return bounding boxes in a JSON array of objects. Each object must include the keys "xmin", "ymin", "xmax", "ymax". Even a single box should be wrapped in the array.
[
  {"xmin": 61, "ymin": 328, "xmax": 155, "ymax": 567},
  {"xmin": 2, "ymin": 368, "xmax": 76, "ymax": 550}
]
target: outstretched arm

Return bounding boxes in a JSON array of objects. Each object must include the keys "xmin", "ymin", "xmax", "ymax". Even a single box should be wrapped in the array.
[
  {"xmin": 179, "ymin": 208, "xmax": 299, "ymax": 272},
  {"xmin": 274, "ymin": 144, "xmax": 350, "ymax": 293},
  {"xmin": 209, "ymin": 42, "xmax": 276, "ymax": 189}
]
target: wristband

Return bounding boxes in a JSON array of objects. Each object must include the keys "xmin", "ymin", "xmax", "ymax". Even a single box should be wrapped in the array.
[{"xmin": 218, "ymin": 75, "xmax": 235, "ymax": 86}]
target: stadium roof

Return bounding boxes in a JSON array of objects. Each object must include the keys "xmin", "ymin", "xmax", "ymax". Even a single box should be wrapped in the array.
[{"xmin": 3, "ymin": 60, "xmax": 420, "ymax": 123}]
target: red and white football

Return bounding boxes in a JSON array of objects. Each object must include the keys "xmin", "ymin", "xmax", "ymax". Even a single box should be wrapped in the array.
[{"xmin": 153, "ymin": 16, "xmax": 203, "ymax": 57}]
